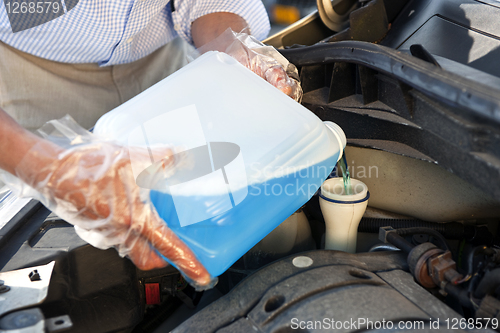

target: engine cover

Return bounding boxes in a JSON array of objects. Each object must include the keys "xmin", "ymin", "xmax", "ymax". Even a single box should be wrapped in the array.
[{"xmin": 174, "ymin": 250, "xmax": 489, "ymax": 333}]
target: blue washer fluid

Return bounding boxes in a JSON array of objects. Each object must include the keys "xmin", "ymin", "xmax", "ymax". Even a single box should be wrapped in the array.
[{"xmin": 150, "ymin": 154, "xmax": 338, "ymax": 277}]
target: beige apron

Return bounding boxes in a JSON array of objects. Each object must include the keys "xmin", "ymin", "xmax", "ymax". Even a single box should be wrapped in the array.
[{"xmin": 0, "ymin": 37, "xmax": 193, "ymax": 132}]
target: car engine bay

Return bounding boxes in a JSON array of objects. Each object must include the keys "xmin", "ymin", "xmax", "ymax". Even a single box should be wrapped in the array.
[{"xmin": 1, "ymin": 0, "xmax": 500, "ymax": 332}]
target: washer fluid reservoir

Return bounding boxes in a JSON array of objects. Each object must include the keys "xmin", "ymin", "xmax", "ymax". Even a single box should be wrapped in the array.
[{"xmin": 93, "ymin": 51, "xmax": 346, "ymax": 277}]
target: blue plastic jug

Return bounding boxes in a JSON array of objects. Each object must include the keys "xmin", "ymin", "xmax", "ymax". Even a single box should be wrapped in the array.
[{"xmin": 94, "ymin": 51, "xmax": 346, "ymax": 277}]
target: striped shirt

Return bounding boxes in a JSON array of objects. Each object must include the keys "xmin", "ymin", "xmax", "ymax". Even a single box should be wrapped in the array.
[{"xmin": 0, "ymin": 0, "xmax": 270, "ymax": 66}]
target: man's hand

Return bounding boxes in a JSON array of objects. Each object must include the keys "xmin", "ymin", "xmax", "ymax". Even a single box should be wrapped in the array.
[
  {"xmin": 192, "ymin": 13, "xmax": 302, "ymax": 101},
  {"xmin": 0, "ymin": 111, "xmax": 212, "ymax": 287}
]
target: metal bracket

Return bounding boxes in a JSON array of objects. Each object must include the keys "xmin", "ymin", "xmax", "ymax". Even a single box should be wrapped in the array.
[{"xmin": 0, "ymin": 261, "xmax": 55, "ymax": 316}]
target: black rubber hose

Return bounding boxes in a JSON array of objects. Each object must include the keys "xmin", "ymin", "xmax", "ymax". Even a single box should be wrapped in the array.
[
  {"xmin": 279, "ymin": 41, "xmax": 500, "ymax": 126},
  {"xmin": 444, "ymin": 283, "xmax": 473, "ymax": 308},
  {"xmin": 395, "ymin": 227, "xmax": 450, "ymax": 251},
  {"xmin": 358, "ymin": 218, "xmax": 464, "ymax": 239},
  {"xmin": 467, "ymin": 246, "xmax": 496, "ymax": 278},
  {"xmin": 474, "ymin": 268, "xmax": 500, "ymax": 299},
  {"xmin": 386, "ymin": 232, "xmax": 414, "ymax": 254}
]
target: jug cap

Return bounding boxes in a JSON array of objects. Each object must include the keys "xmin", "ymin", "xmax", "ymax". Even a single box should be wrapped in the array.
[{"xmin": 324, "ymin": 121, "xmax": 346, "ymax": 156}]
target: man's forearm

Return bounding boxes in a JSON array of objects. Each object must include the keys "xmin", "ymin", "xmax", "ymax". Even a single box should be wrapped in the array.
[
  {"xmin": 0, "ymin": 109, "xmax": 60, "ymax": 176},
  {"xmin": 191, "ymin": 12, "xmax": 248, "ymax": 48},
  {"xmin": 0, "ymin": 109, "xmax": 39, "ymax": 174}
]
